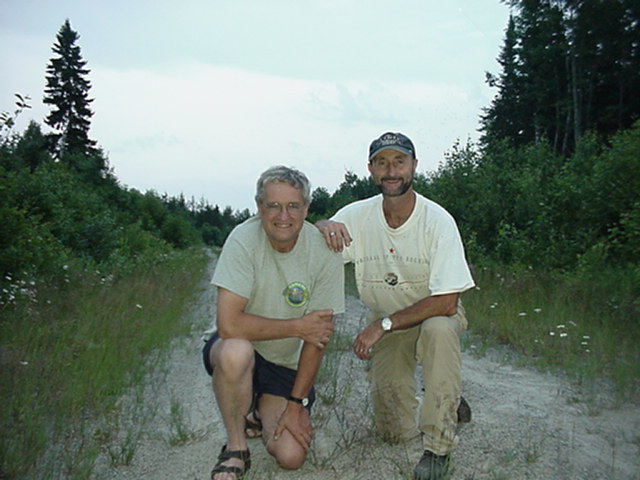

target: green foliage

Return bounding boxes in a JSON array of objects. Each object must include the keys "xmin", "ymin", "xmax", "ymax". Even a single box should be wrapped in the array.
[
  {"xmin": 15, "ymin": 121, "xmax": 51, "ymax": 172},
  {"xmin": 308, "ymin": 170, "xmax": 377, "ymax": 223},
  {"xmin": 422, "ymin": 123, "xmax": 640, "ymax": 270},
  {"xmin": 307, "ymin": 186, "xmax": 331, "ymax": 223},
  {"xmin": 161, "ymin": 215, "xmax": 200, "ymax": 249},
  {"xmin": 190, "ymin": 201, "xmax": 250, "ymax": 246},
  {"xmin": 10, "ymin": 162, "xmax": 119, "ymax": 263}
]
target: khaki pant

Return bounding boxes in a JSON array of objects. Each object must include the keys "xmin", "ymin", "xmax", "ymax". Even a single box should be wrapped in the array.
[{"xmin": 367, "ymin": 303, "xmax": 467, "ymax": 455}]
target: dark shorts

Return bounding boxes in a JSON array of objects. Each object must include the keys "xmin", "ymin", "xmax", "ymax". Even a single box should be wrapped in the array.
[{"xmin": 202, "ymin": 332, "xmax": 315, "ymax": 409}]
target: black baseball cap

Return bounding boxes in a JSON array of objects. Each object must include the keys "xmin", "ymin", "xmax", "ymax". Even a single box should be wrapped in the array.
[{"xmin": 368, "ymin": 132, "xmax": 416, "ymax": 162}]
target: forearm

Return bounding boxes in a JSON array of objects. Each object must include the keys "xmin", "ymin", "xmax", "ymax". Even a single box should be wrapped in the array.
[
  {"xmin": 290, "ymin": 342, "xmax": 324, "ymax": 399},
  {"xmin": 387, "ymin": 292, "xmax": 459, "ymax": 331},
  {"xmin": 217, "ymin": 311, "xmax": 304, "ymax": 341}
]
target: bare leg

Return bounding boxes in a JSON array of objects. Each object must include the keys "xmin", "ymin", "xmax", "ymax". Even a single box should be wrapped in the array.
[
  {"xmin": 260, "ymin": 394, "xmax": 308, "ymax": 470},
  {"xmin": 210, "ymin": 338, "xmax": 254, "ymax": 479}
]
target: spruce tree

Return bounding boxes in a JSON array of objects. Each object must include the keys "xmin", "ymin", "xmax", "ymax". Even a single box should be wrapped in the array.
[{"xmin": 43, "ymin": 19, "xmax": 97, "ymax": 159}]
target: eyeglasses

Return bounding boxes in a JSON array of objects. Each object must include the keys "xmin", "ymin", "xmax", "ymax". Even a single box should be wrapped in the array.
[{"xmin": 262, "ymin": 201, "xmax": 305, "ymax": 216}]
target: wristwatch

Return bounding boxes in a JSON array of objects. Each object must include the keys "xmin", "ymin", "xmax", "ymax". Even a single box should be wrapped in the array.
[
  {"xmin": 288, "ymin": 394, "xmax": 309, "ymax": 407},
  {"xmin": 381, "ymin": 316, "xmax": 393, "ymax": 332}
]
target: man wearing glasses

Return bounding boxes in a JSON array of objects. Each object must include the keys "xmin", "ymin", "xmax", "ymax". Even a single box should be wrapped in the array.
[{"xmin": 203, "ymin": 165, "xmax": 345, "ymax": 479}]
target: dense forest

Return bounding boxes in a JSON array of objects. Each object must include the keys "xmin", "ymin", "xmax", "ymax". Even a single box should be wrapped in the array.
[{"xmin": 2, "ymin": 0, "xmax": 639, "ymax": 306}]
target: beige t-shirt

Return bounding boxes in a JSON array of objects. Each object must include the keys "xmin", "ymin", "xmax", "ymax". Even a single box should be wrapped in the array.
[
  {"xmin": 333, "ymin": 193, "xmax": 474, "ymax": 317},
  {"xmin": 211, "ymin": 216, "xmax": 345, "ymax": 370}
]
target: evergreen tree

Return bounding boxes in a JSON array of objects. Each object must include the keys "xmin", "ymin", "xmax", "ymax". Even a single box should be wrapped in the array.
[
  {"xmin": 43, "ymin": 19, "xmax": 97, "ymax": 159},
  {"xmin": 16, "ymin": 121, "xmax": 51, "ymax": 172},
  {"xmin": 481, "ymin": 16, "xmax": 524, "ymax": 147}
]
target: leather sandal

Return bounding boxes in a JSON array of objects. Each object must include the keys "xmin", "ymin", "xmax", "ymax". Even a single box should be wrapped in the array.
[
  {"xmin": 211, "ymin": 444, "xmax": 251, "ymax": 479},
  {"xmin": 245, "ymin": 409, "xmax": 262, "ymax": 438}
]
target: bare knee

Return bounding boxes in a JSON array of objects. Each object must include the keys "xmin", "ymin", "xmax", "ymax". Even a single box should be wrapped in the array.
[
  {"xmin": 210, "ymin": 338, "xmax": 254, "ymax": 377},
  {"xmin": 275, "ymin": 448, "xmax": 306, "ymax": 470},
  {"xmin": 267, "ymin": 440, "xmax": 306, "ymax": 470}
]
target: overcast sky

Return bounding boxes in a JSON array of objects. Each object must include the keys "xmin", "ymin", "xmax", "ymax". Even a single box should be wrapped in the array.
[{"xmin": 1, "ymin": 0, "xmax": 510, "ymax": 212}]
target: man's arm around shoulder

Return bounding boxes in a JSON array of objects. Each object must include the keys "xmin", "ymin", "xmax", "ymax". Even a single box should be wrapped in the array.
[{"xmin": 315, "ymin": 219, "xmax": 352, "ymax": 252}]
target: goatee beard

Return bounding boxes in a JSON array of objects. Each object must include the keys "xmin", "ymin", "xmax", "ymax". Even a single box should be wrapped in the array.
[{"xmin": 376, "ymin": 178, "xmax": 413, "ymax": 197}]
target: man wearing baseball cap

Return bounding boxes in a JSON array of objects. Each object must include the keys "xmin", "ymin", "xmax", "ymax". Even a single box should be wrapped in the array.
[{"xmin": 317, "ymin": 132, "xmax": 475, "ymax": 480}]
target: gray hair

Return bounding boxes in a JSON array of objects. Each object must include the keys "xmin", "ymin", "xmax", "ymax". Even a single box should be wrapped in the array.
[{"xmin": 254, "ymin": 165, "xmax": 312, "ymax": 205}]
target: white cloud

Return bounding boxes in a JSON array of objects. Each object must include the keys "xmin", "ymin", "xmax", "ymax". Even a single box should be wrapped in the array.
[{"xmin": 86, "ymin": 63, "xmax": 487, "ymax": 211}]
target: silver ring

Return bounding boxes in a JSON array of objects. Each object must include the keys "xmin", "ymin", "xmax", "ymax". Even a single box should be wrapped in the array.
[{"xmin": 329, "ymin": 231, "xmax": 336, "ymax": 237}]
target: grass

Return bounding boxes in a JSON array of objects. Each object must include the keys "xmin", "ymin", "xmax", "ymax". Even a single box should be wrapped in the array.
[
  {"xmin": 0, "ymin": 247, "xmax": 209, "ymax": 479},
  {"xmin": 167, "ymin": 399, "xmax": 198, "ymax": 446},
  {"xmin": 463, "ymin": 263, "xmax": 640, "ymax": 400}
]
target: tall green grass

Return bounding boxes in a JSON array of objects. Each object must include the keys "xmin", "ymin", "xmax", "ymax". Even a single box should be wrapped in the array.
[
  {"xmin": 0, "ymin": 248, "xmax": 209, "ymax": 479},
  {"xmin": 463, "ymin": 263, "xmax": 640, "ymax": 399}
]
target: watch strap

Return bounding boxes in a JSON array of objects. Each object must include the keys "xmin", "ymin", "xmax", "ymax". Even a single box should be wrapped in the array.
[{"xmin": 288, "ymin": 395, "xmax": 308, "ymax": 406}]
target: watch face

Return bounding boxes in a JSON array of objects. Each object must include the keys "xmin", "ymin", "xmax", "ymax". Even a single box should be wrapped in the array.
[
  {"xmin": 382, "ymin": 317, "xmax": 392, "ymax": 331},
  {"xmin": 302, "ymin": 397, "xmax": 309, "ymax": 407}
]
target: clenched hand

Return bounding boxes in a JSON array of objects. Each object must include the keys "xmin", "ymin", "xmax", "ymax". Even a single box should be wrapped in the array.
[{"xmin": 298, "ymin": 309, "xmax": 334, "ymax": 348}]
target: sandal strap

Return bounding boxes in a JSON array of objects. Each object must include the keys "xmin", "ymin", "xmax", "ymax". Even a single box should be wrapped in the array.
[
  {"xmin": 245, "ymin": 410, "xmax": 262, "ymax": 432},
  {"xmin": 211, "ymin": 444, "xmax": 251, "ymax": 479},
  {"xmin": 217, "ymin": 447, "xmax": 251, "ymax": 463},
  {"xmin": 211, "ymin": 465, "xmax": 244, "ymax": 478}
]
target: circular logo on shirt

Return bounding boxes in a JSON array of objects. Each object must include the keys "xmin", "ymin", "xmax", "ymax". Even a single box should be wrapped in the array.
[
  {"xmin": 384, "ymin": 272, "xmax": 398, "ymax": 286},
  {"xmin": 283, "ymin": 281, "xmax": 310, "ymax": 307}
]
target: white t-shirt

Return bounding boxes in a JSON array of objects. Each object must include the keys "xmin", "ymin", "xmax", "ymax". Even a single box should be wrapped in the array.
[
  {"xmin": 211, "ymin": 216, "xmax": 345, "ymax": 370},
  {"xmin": 333, "ymin": 193, "xmax": 474, "ymax": 317}
]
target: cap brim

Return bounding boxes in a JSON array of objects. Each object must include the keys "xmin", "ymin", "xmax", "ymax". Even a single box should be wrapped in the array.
[{"xmin": 369, "ymin": 145, "xmax": 413, "ymax": 161}]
